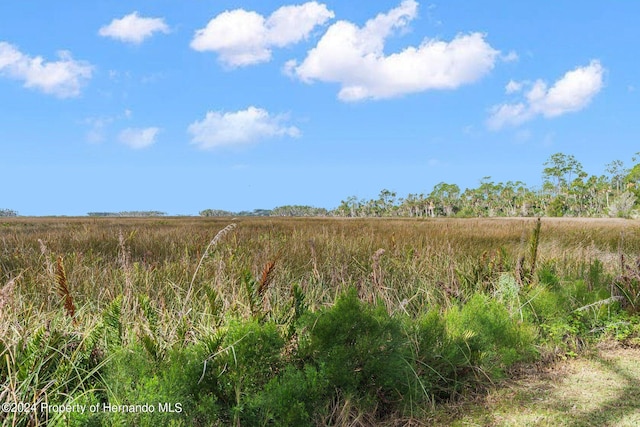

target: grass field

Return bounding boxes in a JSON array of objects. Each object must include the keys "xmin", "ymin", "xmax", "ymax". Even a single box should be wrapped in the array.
[{"xmin": 1, "ymin": 216, "xmax": 640, "ymax": 426}]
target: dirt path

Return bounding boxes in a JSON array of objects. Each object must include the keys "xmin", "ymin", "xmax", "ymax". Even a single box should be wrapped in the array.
[{"xmin": 433, "ymin": 344, "xmax": 640, "ymax": 427}]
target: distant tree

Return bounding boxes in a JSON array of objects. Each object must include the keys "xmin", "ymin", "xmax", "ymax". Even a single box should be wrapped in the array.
[
  {"xmin": 87, "ymin": 211, "xmax": 166, "ymax": 217},
  {"xmin": 118, "ymin": 211, "xmax": 166, "ymax": 217},
  {"xmin": 605, "ymin": 159, "xmax": 629, "ymax": 194},
  {"xmin": 543, "ymin": 153, "xmax": 584, "ymax": 197},
  {"xmin": 271, "ymin": 205, "xmax": 328, "ymax": 216},
  {"xmin": 399, "ymin": 193, "xmax": 429, "ymax": 217},
  {"xmin": 334, "ymin": 196, "xmax": 363, "ymax": 217},
  {"xmin": 199, "ymin": 209, "xmax": 235, "ymax": 217},
  {"xmin": 627, "ymin": 164, "xmax": 640, "ymax": 185},
  {"xmin": 625, "ymin": 156, "xmax": 640, "ymax": 207},
  {"xmin": 0, "ymin": 208, "xmax": 18, "ymax": 217},
  {"xmin": 546, "ymin": 195, "xmax": 568, "ymax": 217},
  {"xmin": 608, "ymin": 192, "xmax": 637, "ymax": 218},
  {"xmin": 429, "ymin": 182, "xmax": 460, "ymax": 216},
  {"xmin": 375, "ymin": 189, "xmax": 398, "ymax": 216},
  {"xmin": 567, "ymin": 171, "xmax": 589, "ymax": 216}
]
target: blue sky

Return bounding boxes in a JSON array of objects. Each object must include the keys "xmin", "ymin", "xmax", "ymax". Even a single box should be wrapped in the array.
[{"xmin": 1, "ymin": 1, "xmax": 638, "ymax": 216}]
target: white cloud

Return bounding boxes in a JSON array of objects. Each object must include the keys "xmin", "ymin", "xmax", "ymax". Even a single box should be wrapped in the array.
[
  {"xmin": 190, "ymin": 2, "xmax": 334, "ymax": 67},
  {"xmin": 0, "ymin": 41, "xmax": 92, "ymax": 98},
  {"xmin": 84, "ymin": 109, "xmax": 134, "ymax": 144},
  {"xmin": 99, "ymin": 12, "xmax": 170, "ymax": 44},
  {"xmin": 505, "ymin": 79, "xmax": 523, "ymax": 94},
  {"xmin": 501, "ymin": 50, "xmax": 519, "ymax": 63},
  {"xmin": 118, "ymin": 127, "xmax": 160, "ymax": 149},
  {"xmin": 487, "ymin": 103, "xmax": 531, "ymax": 130},
  {"xmin": 188, "ymin": 106, "xmax": 300, "ymax": 149},
  {"xmin": 288, "ymin": 0, "xmax": 499, "ymax": 101},
  {"xmin": 488, "ymin": 60, "xmax": 604, "ymax": 130}
]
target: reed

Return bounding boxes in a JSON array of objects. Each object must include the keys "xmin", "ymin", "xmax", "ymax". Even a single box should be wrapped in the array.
[
  {"xmin": 0, "ymin": 276, "xmax": 17, "ymax": 313},
  {"xmin": 55, "ymin": 255, "xmax": 76, "ymax": 324},
  {"xmin": 258, "ymin": 259, "xmax": 277, "ymax": 297}
]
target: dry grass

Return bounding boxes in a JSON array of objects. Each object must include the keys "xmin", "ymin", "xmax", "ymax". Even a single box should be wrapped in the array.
[
  {"xmin": 55, "ymin": 255, "xmax": 76, "ymax": 324},
  {"xmin": 0, "ymin": 216, "xmax": 639, "ymax": 425},
  {"xmin": 1, "ymin": 217, "xmax": 638, "ymax": 314},
  {"xmin": 431, "ymin": 343, "xmax": 640, "ymax": 426},
  {"xmin": 0, "ymin": 215, "xmax": 636, "ymax": 354}
]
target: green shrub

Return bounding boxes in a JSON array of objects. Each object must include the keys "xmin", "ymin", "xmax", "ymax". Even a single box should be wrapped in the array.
[
  {"xmin": 251, "ymin": 365, "xmax": 328, "ymax": 426},
  {"xmin": 212, "ymin": 319, "xmax": 285, "ymax": 425},
  {"xmin": 524, "ymin": 285, "xmax": 567, "ymax": 325},
  {"xmin": 413, "ymin": 309, "xmax": 469, "ymax": 400},
  {"xmin": 525, "ymin": 265, "xmax": 623, "ymax": 351},
  {"xmin": 444, "ymin": 294, "xmax": 536, "ymax": 379},
  {"xmin": 101, "ymin": 340, "xmax": 223, "ymax": 427},
  {"xmin": 299, "ymin": 288, "xmax": 411, "ymax": 417}
]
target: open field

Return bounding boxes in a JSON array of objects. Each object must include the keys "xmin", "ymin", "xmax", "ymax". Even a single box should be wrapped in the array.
[{"xmin": 1, "ymin": 217, "xmax": 640, "ymax": 426}]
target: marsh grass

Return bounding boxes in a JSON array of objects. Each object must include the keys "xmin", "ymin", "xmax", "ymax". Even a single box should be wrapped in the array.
[{"xmin": 1, "ymin": 216, "xmax": 639, "ymax": 425}]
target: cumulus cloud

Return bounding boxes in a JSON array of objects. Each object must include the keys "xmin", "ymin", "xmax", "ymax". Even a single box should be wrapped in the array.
[
  {"xmin": 287, "ymin": 0, "xmax": 499, "ymax": 101},
  {"xmin": 188, "ymin": 106, "xmax": 300, "ymax": 149},
  {"xmin": 118, "ymin": 127, "xmax": 160, "ymax": 149},
  {"xmin": 190, "ymin": 2, "xmax": 334, "ymax": 67},
  {"xmin": 0, "ymin": 41, "xmax": 92, "ymax": 97},
  {"xmin": 488, "ymin": 60, "xmax": 605, "ymax": 130},
  {"xmin": 99, "ymin": 12, "xmax": 170, "ymax": 44}
]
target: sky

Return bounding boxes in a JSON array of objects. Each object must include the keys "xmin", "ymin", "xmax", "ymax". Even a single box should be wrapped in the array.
[{"xmin": 1, "ymin": 1, "xmax": 639, "ymax": 216}]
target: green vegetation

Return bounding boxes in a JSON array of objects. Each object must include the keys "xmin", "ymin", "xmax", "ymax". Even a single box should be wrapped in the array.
[
  {"xmin": 332, "ymin": 152, "xmax": 640, "ymax": 219},
  {"xmin": 4, "ymin": 152, "xmax": 639, "ymax": 220},
  {"xmin": 196, "ymin": 152, "xmax": 640, "ymax": 220},
  {"xmin": 1, "ymin": 216, "xmax": 640, "ymax": 425}
]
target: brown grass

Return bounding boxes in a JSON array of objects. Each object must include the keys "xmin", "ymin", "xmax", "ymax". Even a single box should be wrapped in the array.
[
  {"xmin": 258, "ymin": 258, "xmax": 277, "ymax": 297},
  {"xmin": 55, "ymin": 255, "xmax": 76, "ymax": 324},
  {"xmin": 0, "ymin": 216, "xmax": 637, "ymax": 325},
  {"xmin": 0, "ymin": 276, "xmax": 17, "ymax": 313}
]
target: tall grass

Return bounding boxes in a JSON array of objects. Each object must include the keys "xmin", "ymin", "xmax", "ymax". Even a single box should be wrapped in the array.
[{"xmin": 1, "ymin": 216, "xmax": 639, "ymax": 425}]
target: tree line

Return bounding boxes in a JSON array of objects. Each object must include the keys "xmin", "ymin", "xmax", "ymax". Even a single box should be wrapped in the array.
[
  {"xmin": 3, "ymin": 152, "xmax": 638, "ymax": 218},
  {"xmin": 87, "ymin": 211, "xmax": 167, "ymax": 217},
  {"xmin": 201, "ymin": 152, "xmax": 640, "ymax": 219},
  {"xmin": 333, "ymin": 152, "xmax": 640, "ymax": 218}
]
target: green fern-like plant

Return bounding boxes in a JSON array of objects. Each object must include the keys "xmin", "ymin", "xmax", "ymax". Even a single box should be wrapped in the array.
[
  {"xmin": 299, "ymin": 288, "xmax": 410, "ymax": 415},
  {"xmin": 103, "ymin": 295, "xmax": 124, "ymax": 349}
]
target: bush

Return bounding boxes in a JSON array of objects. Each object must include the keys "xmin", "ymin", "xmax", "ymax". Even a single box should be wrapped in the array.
[
  {"xmin": 413, "ymin": 309, "xmax": 470, "ymax": 400},
  {"xmin": 298, "ymin": 288, "xmax": 411, "ymax": 417},
  {"xmin": 525, "ymin": 263, "xmax": 624, "ymax": 351},
  {"xmin": 212, "ymin": 319, "xmax": 285, "ymax": 425},
  {"xmin": 101, "ymin": 342, "xmax": 219, "ymax": 427},
  {"xmin": 444, "ymin": 294, "xmax": 536, "ymax": 380},
  {"xmin": 251, "ymin": 365, "xmax": 328, "ymax": 426}
]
